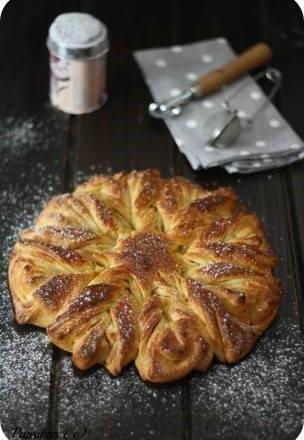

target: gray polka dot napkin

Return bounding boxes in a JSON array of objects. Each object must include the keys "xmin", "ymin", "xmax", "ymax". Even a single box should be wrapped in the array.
[{"xmin": 134, "ymin": 38, "xmax": 304, "ymax": 173}]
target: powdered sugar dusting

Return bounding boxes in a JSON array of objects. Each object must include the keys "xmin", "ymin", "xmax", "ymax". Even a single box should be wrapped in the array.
[
  {"xmin": 191, "ymin": 319, "xmax": 304, "ymax": 440},
  {"xmin": 49, "ymin": 13, "xmax": 105, "ymax": 49},
  {"xmin": 0, "ymin": 110, "xmax": 66, "ymax": 435},
  {"xmin": 54, "ymin": 318, "xmax": 304, "ymax": 439},
  {"xmin": 75, "ymin": 165, "xmax": 113, "ymax": 186},
  {"xmin": 57, "ymin": 359, "xmax": 183, "ymax": 439}
]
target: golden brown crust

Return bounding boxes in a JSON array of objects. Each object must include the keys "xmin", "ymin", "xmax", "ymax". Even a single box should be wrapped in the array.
[{"xmin": 8, "ymin": 169, "xmax": 282, "ymax": 382}]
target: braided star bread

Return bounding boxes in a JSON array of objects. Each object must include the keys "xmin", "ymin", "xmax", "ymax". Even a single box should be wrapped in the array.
[{"xmin": 8, "ymin": 169, "xmax": 282, "ymax": 382}]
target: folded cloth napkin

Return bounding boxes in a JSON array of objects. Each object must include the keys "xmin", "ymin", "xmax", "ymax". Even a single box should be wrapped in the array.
[{"xmin": 134, "ymin": 38, "xmax": 304, "ymax": 173}]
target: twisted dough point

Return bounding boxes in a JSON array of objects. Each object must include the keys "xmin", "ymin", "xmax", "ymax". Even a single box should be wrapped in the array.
[{"xmin": 8, "ymin": 169, "xmax": 282, "ymax": 382}]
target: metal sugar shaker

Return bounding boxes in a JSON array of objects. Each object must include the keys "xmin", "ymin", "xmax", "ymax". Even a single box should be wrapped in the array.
[{"xmin": 47, "ymin": 12, "xmax": 109, "ymax": 115}]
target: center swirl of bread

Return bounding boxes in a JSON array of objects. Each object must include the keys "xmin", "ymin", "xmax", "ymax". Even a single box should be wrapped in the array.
[{"xmin": 119, "ymin": 232, "xmax": 177, "ymax": 279}]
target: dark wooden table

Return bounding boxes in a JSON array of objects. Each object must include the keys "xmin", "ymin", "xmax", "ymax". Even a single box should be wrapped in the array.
[{"xmin": 1, "ymin": 1, "xmax": 304, "ymax": 440}]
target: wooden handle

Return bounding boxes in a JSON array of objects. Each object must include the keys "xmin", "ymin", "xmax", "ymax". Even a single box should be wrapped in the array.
[{"xmin": 196, "ymin": 43, "xmax": 273, "ymax": 97}]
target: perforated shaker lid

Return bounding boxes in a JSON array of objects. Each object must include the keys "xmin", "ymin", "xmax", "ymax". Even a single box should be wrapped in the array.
[{"xmin": 47, "ymin": 13, "xmax": 109, "ymax": 60}]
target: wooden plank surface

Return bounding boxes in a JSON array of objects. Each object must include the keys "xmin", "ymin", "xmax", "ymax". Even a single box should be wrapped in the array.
[
  {"xmin": 0, "ymin": 2, "xmax": 70, "ymax": 437},
  {"xmin": 55, "ymin": 48, "xmax": 185, "ymax": 440},
  {"xmin": 179, "ymin": 162, "xmax": 304, "ymax": 440},
  {"xmin": 1, "ymin": 1, "xmax": 304, "ymax": 440},
  {"xmin": 0, "ymin": 107, "xmax": 68, "ymax": 438}
]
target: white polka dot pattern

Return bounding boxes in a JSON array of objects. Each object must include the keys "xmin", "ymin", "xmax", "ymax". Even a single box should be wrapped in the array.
[
  {"xmin": 250, "ymin": 91, "xmax": 261, "ymax": 100},
  {"xmin": 202, "ymin": 101, "xmax": 214, "ymax": 109},
  {"xmin": 171, "ymin": 46, "xmax": 182, "ymax": 53},
  {"xmin": 256, "ymin": 141, "xmax": 266, "ymax": 148},
  {"xmin": 201, "ymin": 54, "xmax": 213, "ymax": 63},
  {"xmin": 186, "ymin": 72, "xmax": 198, "ymax": 81},
  {"xmin": 269, "ymin": 119, "xmax": 280, "ymax": 128},
  {"xmin": 170, "ymin": 88, "xmax": 182, "ymax": 97},
  {"xmin": 134, "ymin": 37, "xmax": 304, "ymax": 173},
  {"xmin": 186, "ymin": 120, "xmax": 198, "ymax": 128},
  {"xmin": 155, "ymin": 59, "xmax": 167, "ymax": 67}
]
